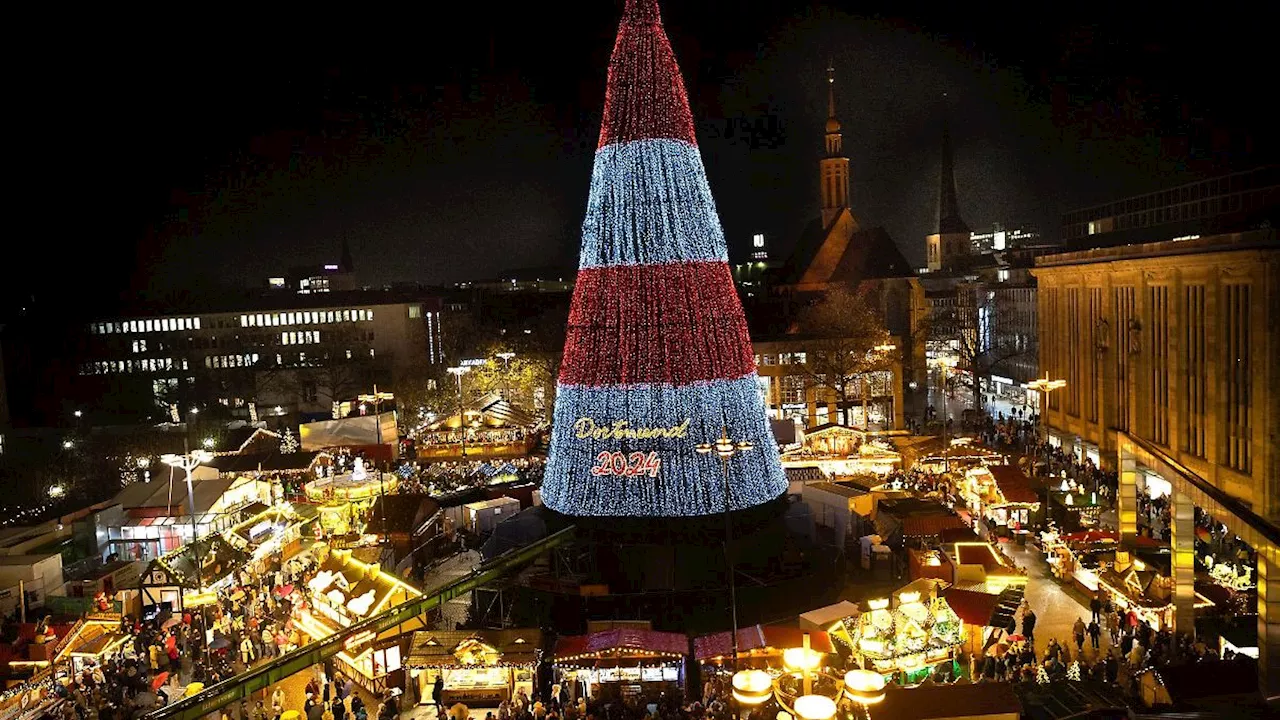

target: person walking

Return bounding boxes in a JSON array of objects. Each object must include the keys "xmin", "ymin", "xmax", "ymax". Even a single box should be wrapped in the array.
[
  {"xmin": 1073, "ymin": 618, "xmax": 1087, "ymax": 653},
  {"xmin": 1022, "ymin": 609, "xmax": 1037, "ymax": 642},
  {"xmin": 1089, "ymin": 594, "xmax": 1102, "ymax": 623},
  {"xmin": 432, "ymin": 675, "xmax": 445, "ymax": 716},
  {"xmin": 1088, "ymin": 620, "xmax": 1102, "ymax": 650}
]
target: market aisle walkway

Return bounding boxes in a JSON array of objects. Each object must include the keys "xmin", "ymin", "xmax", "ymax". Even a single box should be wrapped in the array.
[{"xmin": 1004, "ymin": 542, "xmax": 1115, "ymax": 664}]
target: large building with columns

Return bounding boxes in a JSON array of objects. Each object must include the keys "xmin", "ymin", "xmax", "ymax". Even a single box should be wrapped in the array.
[{"xmin": 1032, "ymin": 229, "xmax": 1279, "ymax": 697}]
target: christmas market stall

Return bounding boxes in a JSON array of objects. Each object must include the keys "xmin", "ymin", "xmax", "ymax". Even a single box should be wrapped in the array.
[
  {"xmin": 897, "ymin": 437, "xmax": 1005, "ymax": 474},
  {"xmin": 406, "ymin": 629, "xmax": 542, "ymax": 706},
  {"xmin": 417, "ymin": 393, "xmax": 542, "ymax": 461},
  {"xmin": 223, "ymin": 503, "xmax": 317, "ymax": 573},
  {"xmin": 693, "ymin": 625, "xmax": 835, "ymax": 671},
  {"xmin": 553, "ymin": 628, "xmax": 688, "ymax": 703},
  {"xmin": 59, "ymin": 617, "xmax": 130, "ymax": 675},
  {"xmin": 960, "ymin": 465, "xmax": 1041, "ymax": 536},
  {"xmin": 781, "ymin": 426, "xmax": 903, "ymax": 478},
  {"xmin": 292, "ymin": 545, "xmax": 423, "ymax": 694},
  {"xmin": 832, "ymin": 584, "xmax": 964, "ymax": 685},
  {"xmin": 304, "ymin": 458, "xmax": 399, "ymax": 536}
]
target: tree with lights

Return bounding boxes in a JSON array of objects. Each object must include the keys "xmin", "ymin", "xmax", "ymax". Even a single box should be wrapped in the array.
[
  {"xmin": 539, "ymin": 0, "xmax": 788, "ymax": 517},
  {"xmin": 791, "ymin": 286, "xmax": 895, "ymax": 426}
]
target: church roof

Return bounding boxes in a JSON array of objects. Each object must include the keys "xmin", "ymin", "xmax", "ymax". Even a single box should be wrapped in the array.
[{"xmin": 783, "ymin": 215, "xmax": 916, "ymax": 287}]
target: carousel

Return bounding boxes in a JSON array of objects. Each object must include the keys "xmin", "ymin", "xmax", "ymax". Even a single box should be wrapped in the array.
[
  {"xmin": 304, "ymin": 458, "xmax": 398, "ymax": 536},
  {"xmin": 407, "ymin": 630, "xmax": 541, "ymax": 706},
  {"xmin": 832, "ymin": 586, "xmax": 964, "ymax": 685},
  {"xmin": 780, "ymin": 426, "xmax": 902, "ymax": 478}
]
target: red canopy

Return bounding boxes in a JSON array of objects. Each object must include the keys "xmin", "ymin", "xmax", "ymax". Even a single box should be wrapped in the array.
[
  {"xmin": 693, "ymin": 626, "xmax": 834, "ymax": 661},
  {"xmin": 941, "ymin": 588, "xmax": 1002, "ymax": 627},
  {"xmin": 554, "ymin": 628, "xmax": 688, "ymax": 661},
  {"xmin": 1060, "ymin": 530, "xmax": 1117, "ymax": 544},
  {"xmin": 986, "ymin": 465, "xmax": 1038, "ymax": 504}
]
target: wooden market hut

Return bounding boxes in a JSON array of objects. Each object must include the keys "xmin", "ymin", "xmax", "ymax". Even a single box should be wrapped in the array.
[
  {"xmin": 406, "ymin": 629, "xmax": 543, "ymax": 706},
  {"xmin": 553, "ymin": 628, "xmax": 688, "ymax": 703},
  {"xmin": 693, "ymin": 625, "xmax": 835, "ymax": 668}
]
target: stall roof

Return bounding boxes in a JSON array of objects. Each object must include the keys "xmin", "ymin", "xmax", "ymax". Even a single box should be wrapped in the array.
[
  {"xmin": 870, "ymin": 683, "xmax": 1021, "ymax": 720},
  {"xmin": 205, "ymin": 451, "xmax": 325, "ymax": 474},
  {"xmin": 805, "ymin": 482, "xmax": 866, "ymax": 500},
  {"xmin": 941, "ymin": 588, "xmax": 1003, "ymax": 627},
  {"xmin": 693, "ymin": 626, "xmax": 834, "ymax": 661},
  {"xmin": 366, "ymin": 495, "xmax": 441, "ymax": 536},
  {"xmin": 554, "ymin": 628, "xmax": 688, "ymax": 660},
  {"xmin": 116, "ymin": 475, "xmax": 245, "ymax": 514},
  {"xmin": 798, "ymin": 601, "xmax": 861, "ymax": 630},
  {"xmin": 985, "ymin": 465, "xmax": 1039, "ymax": 504},
  {"xmin": 901, "ymin": 514, "xmax": 969, "ymax": 537},
  {"xmin": 407, "ymin": 629, "xmax": 542, "ymax": 667}
]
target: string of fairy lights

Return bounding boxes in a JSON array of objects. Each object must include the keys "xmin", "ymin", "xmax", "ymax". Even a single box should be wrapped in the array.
[
  {"xmin": 560, "ymin": 262, "xmax": 753, "ymax": 386},
  {"xmin": 579, "ymin": 141, "xmax": 728, "ymax": 268},
  {"xmin": 540, "ymin": 0, "xmax": 787, "ymax": 517}
]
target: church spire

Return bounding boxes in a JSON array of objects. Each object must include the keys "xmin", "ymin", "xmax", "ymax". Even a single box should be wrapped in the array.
[
  {"xmin": 936, "ymin": 94, "xmax": 969, "ymax": 235},
  {"xmin": 820, "ymin": 62, "xmax": 850, "ymax": 228}
]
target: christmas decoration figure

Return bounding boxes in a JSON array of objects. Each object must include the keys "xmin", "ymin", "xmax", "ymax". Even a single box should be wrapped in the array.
[
  {"xmin": 540, "ymin": 0, "xmax": 787, "ymax": 517},
  {"xmin": 280, "ymin": 428, "xmax": 300, "ymax": 454}
]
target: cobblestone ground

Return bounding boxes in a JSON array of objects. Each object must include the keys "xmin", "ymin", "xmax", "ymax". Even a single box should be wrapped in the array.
[{"xmin": 1005, "ymin": 542, "xmax": 1115, "ymax": 664}]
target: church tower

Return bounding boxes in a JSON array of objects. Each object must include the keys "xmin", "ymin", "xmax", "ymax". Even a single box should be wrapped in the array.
[
  {"xmin": 925, "ymin": 95, "xmax": 971, "ymax": 271},
  {"xmin": 820, "ymin": 63, "xmax": 851, "ymax": 228}
]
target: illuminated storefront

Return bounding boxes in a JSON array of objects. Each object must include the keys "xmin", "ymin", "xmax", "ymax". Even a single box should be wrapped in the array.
[
  {"xmin": 553, "ymin": 629, "xmax": 687, "ymax": 703},
  {"xmin": 406, "ymin": 630, "xmax": 541, "ymax": 706},
  {"xmin": 292, "ymin": 545, "xmax": 422, "ymax": 694}
]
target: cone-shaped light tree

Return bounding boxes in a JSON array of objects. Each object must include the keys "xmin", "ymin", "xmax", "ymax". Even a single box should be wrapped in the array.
[{"xmin": 539, "ymin": 0, "xmax": 788, "ymax": 517}]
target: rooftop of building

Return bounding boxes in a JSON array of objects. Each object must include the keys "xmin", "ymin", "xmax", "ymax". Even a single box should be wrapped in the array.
[
  {"xmin": 1035, "ymin": 228, "xmax": 1277, "ymax": 268},
  {"xmin": 102, "ymin": 287, "xmax": 446, "ymax": 321}
]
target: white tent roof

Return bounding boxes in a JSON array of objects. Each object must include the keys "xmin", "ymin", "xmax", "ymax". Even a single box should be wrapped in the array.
[{"xmin": 799, "ymin": 600, "xmax": 861, "ymax": 630}]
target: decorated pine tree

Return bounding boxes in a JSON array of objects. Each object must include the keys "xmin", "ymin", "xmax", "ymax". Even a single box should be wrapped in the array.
[{"xmin": 539, "ymin": 0, "xmax": 788, "ymax": 517}]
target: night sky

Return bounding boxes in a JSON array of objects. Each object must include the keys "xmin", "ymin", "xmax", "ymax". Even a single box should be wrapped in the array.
[{"xmin": 26, "ymin": 2, "xmax": 1271, "ymax": 315}]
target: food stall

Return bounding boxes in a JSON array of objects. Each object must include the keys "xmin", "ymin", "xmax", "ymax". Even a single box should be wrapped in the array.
[
  {"xmin": 292, "ymin": 545, "xmax": 423, "ymax": 694},
  {"xmin": 553, "ymin": 628, "xmax": 687, "ymax": 703},
  {"xmin": 832, "ymin": 585, "xmax": 963, "ymax": 685},
  {"xmin": 900, "ymin": 437, "xmax": 1005, "ymax": 474},
  {"xmin": 224, "ymin": 503, "xmax": 315, "ymax": 572},
  {"xmin": 960, "ymin": 465, "xmax": 1041, "ymax": 536},
  {"xmin": 780, "ymin": 428, "xmax": 902, "ymax": 478},
  {"xmin": 693, "ymin": 625, "xmax": 835, "ymax": 671},
  {"xmin": 59, "ymin": 618, "xmax": 130, "ymax": 674},
  {"xmin": 407, "ymin": 630, "xmax": 541, "ymax": 706}
]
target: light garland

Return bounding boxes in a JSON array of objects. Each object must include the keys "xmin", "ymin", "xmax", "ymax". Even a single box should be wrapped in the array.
[{"xmin": 540, "ymin": 0, "xmax": 787, "ymax": 518}]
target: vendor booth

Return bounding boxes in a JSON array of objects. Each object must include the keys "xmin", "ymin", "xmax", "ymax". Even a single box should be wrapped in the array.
[
  {"xmin": 781, "ymin": 427, "xmax": 902, "ymax": 478},
  {"xmin": 693, "ymin": 626, "xmax": 834, "ymax": 669},
  {"xmin": 417, "ymin": 393, "xmax": 541, "ymax": 461},
  {"xmin": 961, "ymin": 465, "xmax": 1040, "ymax": 535},
  {"xmin": 292, "ymin": 544, "xmax": 423, "ymax": 694},
  {"xmin": 832, "ymin": 584, "xmax": 963, "ymax": 685},
  {"xmin": 407, "ymin": 630, "xmax": 541, "ymax": 706},
  {"xmin": 553, "ymin": 628, "xmax": 687, "ymax": 703}
]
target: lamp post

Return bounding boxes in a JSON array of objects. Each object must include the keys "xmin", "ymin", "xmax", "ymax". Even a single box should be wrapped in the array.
[
  {"xmin": 495, "ymin": 352, "xmax": 516, "ymax": 400},
  {"xmin": 928, "ymin": 356, "xmax": 958, "ymax": 473},
  {"xmin": 162, "ymin": 445, "xmax": 214, "ymax": 664},
  {"xmin": 446, "ymin": 366, "xmax": 470, "ymax": 458},
  {"xmin": 696, "ymin": 427, "xmax": 754, "ymax": 673},
  {"xmin": 732, "ymin": 633, "xmax": 839, "ymax": 720},
  {"xmin": 1026, "ymin": 373, "xmax": 1066, "ymax": 473}
]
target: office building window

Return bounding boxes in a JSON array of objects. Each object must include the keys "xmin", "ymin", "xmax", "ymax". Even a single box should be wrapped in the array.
[
  {"xmin": 1223, "ymin": 283, "xmax": 1251, "ymax": 473},
  {"xmin": 1147, "ymin": 285, "xmax": 1170, "ymax": 446},
  {"xmin": 1183, "ymin": 285, "xmax": 1206, "ymax": 458},
  {"xmin": 781, "ymin": 375, "xmax": 806, "ymax": 404},
  {"xmin": 409, "ymin": 305, "xmax": 422, "ymax": 319}
]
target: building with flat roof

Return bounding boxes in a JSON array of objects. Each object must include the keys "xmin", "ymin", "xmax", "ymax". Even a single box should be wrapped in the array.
[
  {"xmin": 1032, "ymin": 229, "xmax": 1280, "ymax": 694},
  {"xmin": 73, "ymin": 290, "xmax": 445, "ymax": 423}
]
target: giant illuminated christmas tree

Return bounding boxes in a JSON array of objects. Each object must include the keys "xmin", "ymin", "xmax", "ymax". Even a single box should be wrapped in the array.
[{"xmin": 539, "ymin": 0, "xmax": 788, "ymax": 517}]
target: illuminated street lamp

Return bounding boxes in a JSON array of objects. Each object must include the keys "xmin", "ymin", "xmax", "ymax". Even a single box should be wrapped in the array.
[
  {"xmin": 733, "ymin": 634, "xmax": 837, "ymax": 720},
  {"xmin": 48, "ymin": 485, "xmax": 65, "ymax": 499},
  {"xmin": 495, "ymin": 352, "xmax": 516, "ymax": 400},
  {"xmin": 696, "ymin": 427, "xmax": 754, "ymax": 672},
  {"xmin": 73, "ymin": 410, "xmax": 82, "ymax": 418},
  {"xmin": 202, "ymin": 437, "xmax": 215, "ymax": 449},
  {"xmin": 843, "ymin": 669, "xmax": 886, "ymax": 718},
  {"xmin": 162, "ymin": 446, "xmax": 215, "ymax": 663},
  {"xmin": 62, "ymin": 440, "xmax": 74, "ymax": 450},
  {"xmin": 446, "ymin": 367, "xmax": 471, "ymax": 457},
  {"xmin": 1027, "ymin": 373, "xmax": 1067, "ymax": 470}
]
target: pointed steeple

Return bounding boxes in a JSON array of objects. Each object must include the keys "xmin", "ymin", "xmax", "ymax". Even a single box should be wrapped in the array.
[
  {"xmin": 820, "ymin": 62, "xmax": 850, "ymax": 228},
  {"xmin": 340, "ymin": 237, "xmax": 354, "ymax": 273},
  {"xmin": 936, "ymin": 94, "xmax": 969, "ymax": 235}
]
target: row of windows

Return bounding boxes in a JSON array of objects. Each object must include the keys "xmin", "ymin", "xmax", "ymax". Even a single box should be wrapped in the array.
[
  {"xmin": 282, "ymin": 331, "xmax": 321, "ymax": 345},
  {"xmin": 756, "ymin": 353, "xmax": 808, "ymax": 366},
  {"xmin": 241, "ymin": 309, "xmax": 373, "ymax": 327},
  {"xmin": 91, "ymin": 317, "xmax": 201, "ymax": 335},
  {"xmin": 83, "ymin": 358, "xmax": 192, "ymax": 375},
  {"xmin": 1063, "ymin": 167, "xmax": 1278, "ymax": 225},
  {"xmin": 207, "ymin": 354, "xmax": 261, "ymax": 369}
]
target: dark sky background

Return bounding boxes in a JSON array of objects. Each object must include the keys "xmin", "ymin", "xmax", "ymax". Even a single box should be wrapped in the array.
[{"xmin": 21, "ymin": 2, "xmax": 1272, "ymax": 316}]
